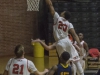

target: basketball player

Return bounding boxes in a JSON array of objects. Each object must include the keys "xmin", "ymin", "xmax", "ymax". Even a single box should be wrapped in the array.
[
  {"xmin": 79, "ymin": 33, "xmax": 89, "ymax": 58},
  {"xmin": 74, "ymin": 33, "xmax": 89, "ymax": 58},
  {"xmin": 3, "ymin": 45, "xmax": 48, "ymax": 75},
  {"xmin": 73, "ymin": 33, "xmax": 89, "ymax": 75},
  {"xmin": 74, "ymin": 33, "xmax": 89, "ymax": 69},
  {"xmin": 46, "ymin": 51, "xmax": 72, "ymax": 75},
  {"xmin": 31, "ymin": 38, "xmax": 79, "ymax": 75},
  {"xmin": 45, "ymin": 0, "xmax": 84, "ymax": 75}
]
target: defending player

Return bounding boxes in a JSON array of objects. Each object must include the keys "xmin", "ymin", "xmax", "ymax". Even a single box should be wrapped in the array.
[{"xmin": 46, "ymin": 51, "xmax": 71, "ymax": 75}]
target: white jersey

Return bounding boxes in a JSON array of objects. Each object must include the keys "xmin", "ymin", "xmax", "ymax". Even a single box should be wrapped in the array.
[
  {"xmin": 53, "ymin": 12, "xmax": 74, "ymax": 41},
  {"xmin": 74, "ymin": 40, "xmax": 84, "ymax": 47},
  {"xmin": 53, "ymin": 12, "xmax": 79, "ymax": 61},
  {"xmin": 74, "ymin": 40, "xmax": 86, "ymax": 57},
  {"xmin": 5, "ymin": 58, "xmax": 37, "ymax": 75}
]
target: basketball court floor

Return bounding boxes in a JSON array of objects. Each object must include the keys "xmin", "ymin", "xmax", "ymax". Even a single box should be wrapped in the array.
[
  {"xmin": 0, "ymin": 55, "xmax": 58, "ymax": 74},
  {"xmin": 0, "ymin": 55, "xmax": 98, "ymax": 75}
]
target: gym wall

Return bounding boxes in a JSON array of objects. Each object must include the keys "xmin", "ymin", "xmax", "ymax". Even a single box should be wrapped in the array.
[{"xmin": 0, "ymin": 0, "xmax": 39, "ymax": 56}]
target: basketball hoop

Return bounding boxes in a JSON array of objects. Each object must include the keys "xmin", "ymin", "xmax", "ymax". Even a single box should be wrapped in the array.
[{"xmin": 27, "ymin": 0, "xmax": 40, "ymax": 11}]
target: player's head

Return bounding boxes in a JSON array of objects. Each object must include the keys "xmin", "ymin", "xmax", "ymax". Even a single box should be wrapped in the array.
[
  {"xmin": 78, "ymin": 33, "xmax": 83, "ymax": 40},
  {"xmin": 60, "ymin": 51, "xmax": 70, "ymax": 63},
  {"xmin": 60, "ymin": 11, "xmax": 71, "ymax": 20},
  {"xmin": 14, "ymin": 45, "xmax": 25, "ymax": 58}
]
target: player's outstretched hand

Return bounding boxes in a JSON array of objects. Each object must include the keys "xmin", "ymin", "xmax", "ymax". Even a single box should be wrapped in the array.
[
  {"xmin": 31, "ymin": 39, "xmax": 41, "ymax": 43},
  {"xmin": 31, "ymin": 39, "xmax": 41, "ymax": 45}
]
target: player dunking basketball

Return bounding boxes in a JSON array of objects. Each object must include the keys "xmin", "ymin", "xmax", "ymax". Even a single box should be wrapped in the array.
[{"xmin": 45, "ymin": 0, "xmax": 84, "ymax": 75}]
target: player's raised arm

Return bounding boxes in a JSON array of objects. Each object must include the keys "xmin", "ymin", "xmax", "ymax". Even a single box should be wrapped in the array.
[
  {"xmin": 45, "ymin": 0, "xmax": 55, "ymax": 17},
  {"xmin": 69, "ymin": 28, "xmax": 81, "ymax": 48}
]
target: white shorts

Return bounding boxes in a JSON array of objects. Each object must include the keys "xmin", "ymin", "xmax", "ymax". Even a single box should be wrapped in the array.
[{"xmin": 56, "ymin": 37, "xmax": 80, "ymax": 61}]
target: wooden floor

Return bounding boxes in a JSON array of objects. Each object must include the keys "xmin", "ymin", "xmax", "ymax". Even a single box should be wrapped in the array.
[
  {"xmin": 0, "ymin": 55, "xmax": 58, "ymax": 74},
  {"xmin": 0, "ymin": 55, "xmax": 99, "ymax": 75}
]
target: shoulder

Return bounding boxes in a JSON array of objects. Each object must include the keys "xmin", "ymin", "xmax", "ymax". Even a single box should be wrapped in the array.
[
  {"xmin": 27, "ymin": 60, "xmax": 33, "ymax": 64},
  {"xmin": 27, "ymin": 60, "xmax": 36, "ymax": 68},
  {"xmin": 83, "ymin": 41, "xmax": 88, "ymax": 45},
  {"xmin": 66, "ymin": 65, "xmax": 71, "ymax": 71},
  {"xmin": 9, "ymin": 58, "xmax": 13, "ymax": 61},
  {"xmin": 8, "ymin": 58, "xmax": 14, "ymax": 63},
  {"xmin": 69, "ymin": 23, "xmax": 73, "ymax": 26},
  {"xmin": 68, "ymin": 23, "xmax": 74, "ymax": 29},
  {"xmin": 68, "ymin": 65, "xmax": 71, "ymax": 68},
  {"xmin": 54, "ymin": 12, "xmax": 60, "ymax": 18},
  {"xmin": 54, "ymin": 12, "xmax": 59, "ymax": 16}
]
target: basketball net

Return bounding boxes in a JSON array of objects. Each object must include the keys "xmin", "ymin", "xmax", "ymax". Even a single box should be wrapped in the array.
[{"xmin": 27, "ymin": 0, "xmax": 40, "ymax": 11}]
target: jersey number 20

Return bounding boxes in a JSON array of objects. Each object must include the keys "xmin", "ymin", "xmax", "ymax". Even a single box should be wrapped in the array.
[
  {"xmin": 13, "ymin": 64, "xmax": 24, "ymax": 74},
  {"xmin": 58, "ymin": 21, "xmax": 67, "ymax": 32}
]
